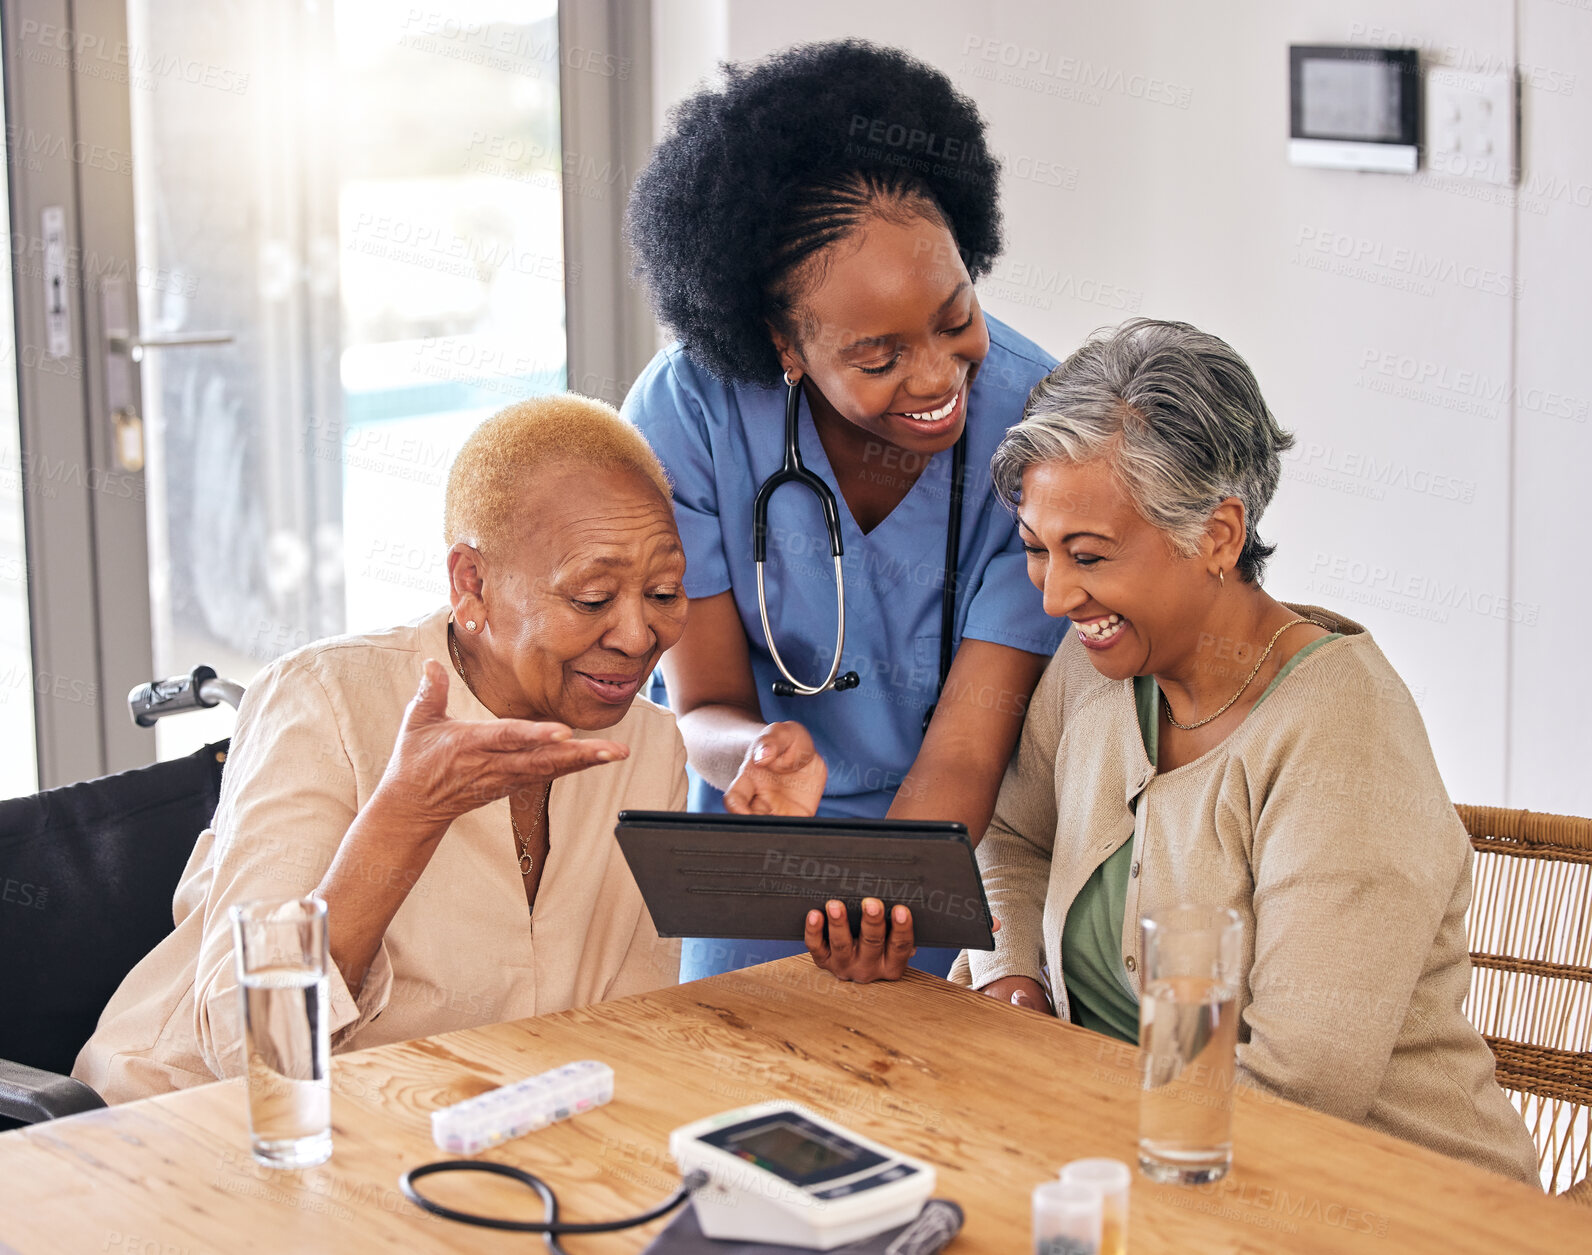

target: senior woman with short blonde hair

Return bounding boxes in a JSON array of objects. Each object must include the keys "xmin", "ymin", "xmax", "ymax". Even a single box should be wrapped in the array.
[
  {"xmin": 76, "ymin": 395, "xmax": 689, "ymax": 1103},
  {"xmin": 959, "ymin": 319, "xmax": 1538, "ymax": 1184}
]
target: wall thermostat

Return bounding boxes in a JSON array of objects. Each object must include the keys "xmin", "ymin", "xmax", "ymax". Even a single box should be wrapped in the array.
[
  {"xmin": 671, "ymin": 1102, "xmax": 937, "ymax": 1249},
  {"xmin": 1289, "ymin": 45, "xmax": 1420, "ymax": 173}
]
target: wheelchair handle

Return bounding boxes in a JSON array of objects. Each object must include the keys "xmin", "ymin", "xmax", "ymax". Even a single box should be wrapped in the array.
[{"xmin": 128, "ymin": 666, "xmax": 245, "ymax": 727}]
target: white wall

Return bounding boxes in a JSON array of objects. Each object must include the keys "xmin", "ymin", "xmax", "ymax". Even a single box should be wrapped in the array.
[
  {"xmin": 651, "ymin": 0, "xmax": 1592, "ymax": 814},
  {"xmin": 1512, "ymin": 1, "xmax": 1592, "ymax": 814}
]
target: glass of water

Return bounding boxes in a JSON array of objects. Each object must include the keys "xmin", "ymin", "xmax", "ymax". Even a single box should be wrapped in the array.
[
  {"xmin": 230, "ymin": 896, "xmax": 332, "ymax": 1169},
  {"xmin": 1137, "ymin": 905, "xmax": 1242, "ymax": 1185}
]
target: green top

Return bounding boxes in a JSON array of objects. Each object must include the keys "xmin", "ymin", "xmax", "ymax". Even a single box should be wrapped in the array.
[{"xmin": 1059, "ymin": 633, "xmax": 1343, "ymax": 1042}]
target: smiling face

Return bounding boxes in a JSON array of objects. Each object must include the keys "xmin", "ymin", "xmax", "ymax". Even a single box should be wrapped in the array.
[
  {"xmin": 454, "ymin": 465, "xmax": 688, "ymax": 729},
  {"xmin": 771, "ymin": 209, "xmax": 990, "ymax": 457},
  {"xmin": 1017, "ymin": 458, "xmax": 1224, "ymax": 682}
]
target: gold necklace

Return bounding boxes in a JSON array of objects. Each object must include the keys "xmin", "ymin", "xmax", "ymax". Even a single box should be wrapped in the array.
[
  {"xmin": 1160, "ymin": 617, "xmax": 1310, "ymax": 731},
  {"xmin": 508, "ymin": 794, "xmax": 550, "ymax": 878},
  {"xmin": 449, "ymin": 623, "xmax": 550, "ymax": 879}
]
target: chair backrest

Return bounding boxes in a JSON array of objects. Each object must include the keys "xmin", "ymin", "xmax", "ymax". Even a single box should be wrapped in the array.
[
  {"xmin": 1458, "ymin": 803, "xmax": 1592, "ymax": 1198},
  {"xmin": 0, "ymin": 740, "xmax": 227, "ymax": 1078}
]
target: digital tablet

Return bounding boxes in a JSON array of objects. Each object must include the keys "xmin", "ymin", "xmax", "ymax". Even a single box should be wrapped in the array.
[{"xmin": 613, "ymin": 811, "xmax": 995, "ymax": 951}]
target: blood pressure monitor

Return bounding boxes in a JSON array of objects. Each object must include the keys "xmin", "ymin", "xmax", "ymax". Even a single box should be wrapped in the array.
[{"xmin": 670, "ymin": 1102, "xmax": 937, "ymax": 1249}]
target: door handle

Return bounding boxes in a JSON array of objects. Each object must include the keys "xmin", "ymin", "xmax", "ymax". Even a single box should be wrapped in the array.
[
  {"xmin": 106, "ymin": 330, "xmax": 236, "ymax": 363},
  {"xmin": 100, "ymin": 277, "xmax": 236, "ymax": 472}
]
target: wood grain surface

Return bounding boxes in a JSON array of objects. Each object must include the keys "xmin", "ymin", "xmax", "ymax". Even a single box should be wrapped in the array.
[{"xmin": 0, "ymin": 958, "xmax": 1585, "ymax": 1252}]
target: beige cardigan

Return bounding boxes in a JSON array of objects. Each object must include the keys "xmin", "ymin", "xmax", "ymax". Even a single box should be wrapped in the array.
[
  {"xmin": 75, "ymin": 608, "xmax": 684, "ymax": 1104},
  {"xmin": 961, "ymin": 605, "xmax": 1539, "ymax": 1185}
]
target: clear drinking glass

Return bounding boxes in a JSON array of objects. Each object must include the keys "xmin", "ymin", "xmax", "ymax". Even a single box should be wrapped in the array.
[
  {"xmin": 1137, "ymin": 905, "xmax": 1243, "ymax": 1185},
  {"xmin": 1032, "ymin": 1181, "xmax": 1102, "ymax": 1255},
  {"xmin": 1059, "ymin": 1159, "xmax": 1130, "ymax": 1255},
  {"xmin": 230, "ymin": 896, "xmax": 332, "ymax": 1168}
]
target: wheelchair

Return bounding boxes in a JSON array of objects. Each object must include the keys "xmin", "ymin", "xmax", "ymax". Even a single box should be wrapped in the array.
[{"xmin": 0, "ymin": 667, "xmax": 243, "ymax": 1129}]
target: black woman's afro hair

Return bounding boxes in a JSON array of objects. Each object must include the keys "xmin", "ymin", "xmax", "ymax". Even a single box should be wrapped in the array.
[{"xmin": 624, "ymin": 39, "xmax": 1004, "ymax": 386}]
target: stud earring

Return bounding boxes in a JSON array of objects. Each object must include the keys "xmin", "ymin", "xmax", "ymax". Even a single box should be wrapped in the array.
[{"xmin": 466, "ymin": 619, "xmax": 478, "ymax": 631}]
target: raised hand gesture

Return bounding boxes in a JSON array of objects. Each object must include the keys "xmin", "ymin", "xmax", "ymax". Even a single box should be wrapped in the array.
[{"xmin": 375, "ymin": 659, "xmax": 629, "ymax": 830}]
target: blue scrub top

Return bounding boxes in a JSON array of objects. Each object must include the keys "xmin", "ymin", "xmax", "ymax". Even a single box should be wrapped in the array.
[{"xmin": 623, "ymin": 314, "xmax": 1068, "ymax": 821}]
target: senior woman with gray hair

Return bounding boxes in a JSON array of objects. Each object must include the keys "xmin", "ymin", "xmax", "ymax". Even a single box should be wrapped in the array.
[
  {"xmin": 76, "ymin": 395, "xmax": 689, "ymax": 1103},
  {"xmin": 957, "ymin": 318, "xmax": 1537, "ymax": 1184}
]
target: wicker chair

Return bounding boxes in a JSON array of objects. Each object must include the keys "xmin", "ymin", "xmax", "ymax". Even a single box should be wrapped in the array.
[{"xmin": 1457, "ymin": 804, "xmax": 1592, "ymax": 1200}]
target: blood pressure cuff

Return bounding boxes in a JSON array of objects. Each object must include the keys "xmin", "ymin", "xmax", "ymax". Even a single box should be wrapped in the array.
[{"xmin": 642, "ymin": 1198, "xmax": 963, "ymax": 1253}]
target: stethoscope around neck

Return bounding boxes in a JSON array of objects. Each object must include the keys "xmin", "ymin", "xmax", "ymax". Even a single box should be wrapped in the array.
[{"xmin": 753, "ymin": 371, "xmax": 966, "ymax": 732}]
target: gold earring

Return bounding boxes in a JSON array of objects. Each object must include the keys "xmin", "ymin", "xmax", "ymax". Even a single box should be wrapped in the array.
[{"xmin": 1218, "ymin": 569, "xmax": 1225, "ymax": 587}]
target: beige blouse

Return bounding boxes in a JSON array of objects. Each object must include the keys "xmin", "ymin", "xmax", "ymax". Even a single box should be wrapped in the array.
[{"xmin": 75, "ymin": 607, "xmax": 684, "ymax": 1104}]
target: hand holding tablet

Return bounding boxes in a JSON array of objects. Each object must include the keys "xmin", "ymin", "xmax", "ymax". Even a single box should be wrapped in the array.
[{"xmin": 804, "ymin": 896, "xmax": 919, "ymax": 982}]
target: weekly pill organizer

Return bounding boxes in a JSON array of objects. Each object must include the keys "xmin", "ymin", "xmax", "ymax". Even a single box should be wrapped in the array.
[{"xmin": 430, "ymin": 1060, "xmax": 614, "ymax": 1155}]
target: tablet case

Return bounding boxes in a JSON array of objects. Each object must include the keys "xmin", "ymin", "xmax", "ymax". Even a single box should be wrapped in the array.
[
  {"xmin": 641, "ymin": 1198, "xmax": 964, "ymax": 1254},
  {"xmin": 614, "ymin": 812, "xmax": 995, "ymax": 951}
]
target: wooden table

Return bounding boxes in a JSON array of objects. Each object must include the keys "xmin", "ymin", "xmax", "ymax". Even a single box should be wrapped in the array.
[{"xmin": 0, "ymin": 958, "xmax": 1584, "ymax": 1252}]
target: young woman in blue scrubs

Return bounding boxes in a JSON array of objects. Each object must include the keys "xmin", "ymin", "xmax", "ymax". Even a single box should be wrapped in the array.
[{"xmin": 621, "ymin": 41, "xmax": 1068, "ymax": 981}]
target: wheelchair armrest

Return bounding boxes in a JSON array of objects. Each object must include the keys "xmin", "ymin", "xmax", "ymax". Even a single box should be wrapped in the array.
[{"xmin": 0, "ymin": 1057, "xmax": 107, "ymax": 1125}]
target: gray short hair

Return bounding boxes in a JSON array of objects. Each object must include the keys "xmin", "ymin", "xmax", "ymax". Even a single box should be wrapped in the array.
[{"xmin": 991, "ymin": 318, "xmax": 1294, "ymax": 583}]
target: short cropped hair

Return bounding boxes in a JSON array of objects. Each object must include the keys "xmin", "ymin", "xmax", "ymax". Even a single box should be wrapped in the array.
[
  {"xmin": 444, "ymin": 394, "xmax": 672, "ymax": 557},
  {"xmin": 624, "ymin": 39, "xmax": 1003, "ymax": 385},
  {"xmin": 991, "ymin": 319, "xmax": 1295, "ymax": 584}
]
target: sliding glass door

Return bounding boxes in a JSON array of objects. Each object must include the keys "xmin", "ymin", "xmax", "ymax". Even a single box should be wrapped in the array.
[
  {"xmin": 1, "ymin": 0, "xmax": 649, "ymax": 788},
  {"xmin": 124, "ymin": 0, "xmax": 567, "ymax": 757}
]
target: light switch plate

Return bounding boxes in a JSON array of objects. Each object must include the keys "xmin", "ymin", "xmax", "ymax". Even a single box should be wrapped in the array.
[{"xmin": 1426, "ymin": 67, "xmax": 1518, "ymax": 186}]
